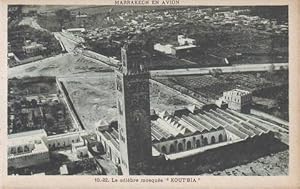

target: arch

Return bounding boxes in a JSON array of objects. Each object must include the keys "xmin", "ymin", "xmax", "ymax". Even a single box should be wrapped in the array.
[
  {"xmin": 203, "ymin": 137, "xmax": 208, "ymax": 145},
  {"xmin": 24, "ymin": 145, "xmax": 29, "ymax": 152},
  {"xmin": 196, "ymin": 139, "xmax": 201, "ymax": 147},
  {"xmin": 218, "ymin": 134, "xmax": 223, "ymax": 142},
  {"xmin": 186, "ymin": 141, "xmax": 192, "ymax": 150},
  {"xmin": 161, "ymin": 146, "xmax": 167, "ymax": 154},
  {"xmin": 169, "ymin": 144, "xmax": 175, "ymax": 154},
  {"xmin": 178, "ymin": 143, "xmax": 184, "ymax": 152},
  {"xmin": 17, "ymin": 146, "xmax": 23, "ymax": 153},
  {"xmin": 211, "ymin": 136, "xmax": 216, "ymax": 144},
  {"xmin": 10, "ymin": 147, "xmax": 16, "ymax": 154}
]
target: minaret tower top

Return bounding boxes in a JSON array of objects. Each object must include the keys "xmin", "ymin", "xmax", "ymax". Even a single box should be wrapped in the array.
[{"xmin": 120, "ymin": 40, "xmax": 148, "ymax": 75}]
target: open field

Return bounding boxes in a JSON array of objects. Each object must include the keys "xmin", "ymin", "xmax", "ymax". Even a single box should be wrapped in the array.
[
  {"xmin": 60, "ymin": 73, "xmax": 191, "ymax": 131},
  {"xmin": 8, "ymin": 53, "xmax": 113, "ymax": 78},
  {"xmin": 19, "ymin": 16, "xmax": 48, "ymax": 32},
  {"xmin": 202, "ymin": 150, "xmax": 288, "ymax": 176}
]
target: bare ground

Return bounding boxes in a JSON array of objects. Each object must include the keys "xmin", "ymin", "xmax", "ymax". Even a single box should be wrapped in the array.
[
  {"xmin": 202, "ymin": 150, "xmax": 288, "ymax": 176},
  {"xmin": 61, "ymin": 72, "xmax": 191, "ymax": 131},
  {"xmin": 9, "ymin": 53, "xmax": 113, "ymax": 79}
]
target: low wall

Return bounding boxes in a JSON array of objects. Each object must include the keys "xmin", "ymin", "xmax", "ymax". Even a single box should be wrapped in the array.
[
  {"xmin": 82, "ymin": 50, "xmax": 120, "ymax": 67},
  {"xmin": 150, "ymin": 63, "xmax": 289, "ymax": 76},
  {"xmin": 251, "ymin": 109, "xmax": 289, "ymax": 128},
  {"xmin": 56, "ymin": 79, "xmax": 84, "ymax": 130}
]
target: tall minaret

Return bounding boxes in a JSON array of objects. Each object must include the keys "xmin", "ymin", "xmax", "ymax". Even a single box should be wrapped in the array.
[{"xmin": 115, "ymin": 41, "xmax": 152, "ymax": 175}]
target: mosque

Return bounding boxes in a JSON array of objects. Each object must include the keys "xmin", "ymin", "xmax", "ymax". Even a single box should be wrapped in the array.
[{"xmin": 95, "ymin": 41, "xmax": 274, "ymax": 175}]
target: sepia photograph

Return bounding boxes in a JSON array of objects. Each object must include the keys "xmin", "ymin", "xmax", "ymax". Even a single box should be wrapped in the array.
[{"xmin": 5, "ymin": 4, "xmax": 290, "ymax": 177}]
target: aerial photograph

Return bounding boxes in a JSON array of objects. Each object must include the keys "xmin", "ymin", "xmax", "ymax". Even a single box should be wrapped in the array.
[{"xmin": 7, "ymin": 5, "xmax": 288, "ymax": 175}]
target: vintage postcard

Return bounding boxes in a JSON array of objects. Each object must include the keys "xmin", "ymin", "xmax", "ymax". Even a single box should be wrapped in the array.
[{"xmin": 0, "ymin": 0, "xmax": 299, "ymax": 188}]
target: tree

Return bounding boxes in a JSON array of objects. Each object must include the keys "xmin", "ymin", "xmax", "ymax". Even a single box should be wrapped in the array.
[
  {"xmin": 46, "ymin": 116, "xmax": 55, "ymax": 128},
  {"xmin": 55, "ymin": 9, "xmax": 71, "ymax": 30},
  {"xmin": 265, "ymin": 64, "xmax": 276, "ymax": 81},
  {"xmin": 31, "ymin": 99, "xmax": 38, "ymax": 108},
  {"xmin": 268, "ymin": 64, "xmax": 275, "ymax": 73},
  {"xmin": 13, "ymin": 102, "xmax": 22, "ymax": 111},
  {"xmin": 210, "ymin": 68, "xmax": 222, "ymax": 78}
]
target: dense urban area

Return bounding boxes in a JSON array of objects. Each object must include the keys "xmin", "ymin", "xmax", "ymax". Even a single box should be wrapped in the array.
[{"xmin": 7, "ymin": 5, "xmax": 288, "ymax": 176}]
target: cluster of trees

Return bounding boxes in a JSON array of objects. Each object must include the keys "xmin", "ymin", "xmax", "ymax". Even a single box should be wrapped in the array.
[
  {"xmin": 9, "ymin": 99, "xmax": 43, "ymax": 134},
  {"xmin": 54, "ymin": 9, "xmax": 72, "ymax": 30},
  {"xmin": 252, "ymin": 68, "xmax": 289, "ymax": 120},
  {"xmin": 8, "ymin": 25, "xmax": 61, "ymax": 58},
  {"xmin": 37, "ymin": 8, "xmax": 88, "ymax": 32},
  {"xmin": 252, "ymin": 83, "xmax": 288, "ymax": 120},
  {"xmin": 36, "ymin": 8, "xmax": 72, "ymax": 31},
  {"xmin": 86, "ymin": 39, "xmax": 121, "ymax": 58},
  {"xmin": 66, "ymin": 158, "xmax": 100, "ymax": 175},
  {"xmin": 9, "ymin": 99, "xmax": 71, "ymax": 134},
  {"xmin": 248, "ymin": 6, "xmax": 288, "ymax": 23},
  {"xmin": 209, "ymin": 68, "xmax": 223, "ymax": 78}
]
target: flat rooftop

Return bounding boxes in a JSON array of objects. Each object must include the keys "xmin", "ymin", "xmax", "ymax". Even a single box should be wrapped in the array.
[
  {"xmin": 8, "ymin": 129, "xmax": 47, "ymax": 140},
  {"xmin": 174, "ymin": 44, "xmax": 197, "ymax": 50},
  {"xmin": 8, "ymin": 130, "xmax": 49, "ymax": 159},
  {"xmin": 225, "ymin": 88, "xmax": 251, "ymax": 96}
]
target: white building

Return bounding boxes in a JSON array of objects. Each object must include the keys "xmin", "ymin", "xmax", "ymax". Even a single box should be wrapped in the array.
[
  {"xmin": 154, "ymin": 43, "xmax": 174, "ymax": 54},
  {"xmin": 177, "ymin": 35, "xmax": 196, "ymax": 46},
  {"xmin": 8, "ymin": 130, "xmax": 50, "ymax": 169},
  {"xmin": 64, "ymin": 28, "xmax": 86, "ymax": 34},
  {"xmin": 154, "ymin": 43, "xmax": 196, "ymax": 56},
  {"xmin": 71, "ymin": 141, "xmax": 89, "ymax": 158},
  {"xmin": 22, "ymin": 42, "xmax": 45, "ymax": 55},
  {"xmin": 46, "ymin": 131, "xmax": 86, "ymax": 150},
  {"xmin": 172, "ymin": 44, "xmax": 197, "ymax": 57},
  {"xmin": 217, "ymin": 89, "xmax": 252, "ymax": 113}
]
